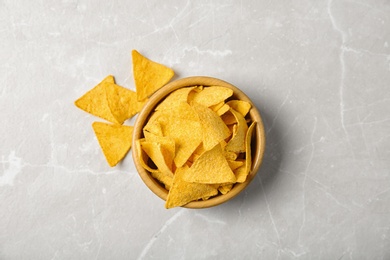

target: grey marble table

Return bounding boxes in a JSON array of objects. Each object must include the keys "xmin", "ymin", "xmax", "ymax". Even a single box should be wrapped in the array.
[{"xmin": 1, "ymin": 0, "xmax": 389, "ymax": 259}]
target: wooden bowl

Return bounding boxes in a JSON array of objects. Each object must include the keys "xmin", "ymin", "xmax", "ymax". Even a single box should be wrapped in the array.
[{"xmin": 132, "ymin": 76, "xmax": 266, "ymax": 209}]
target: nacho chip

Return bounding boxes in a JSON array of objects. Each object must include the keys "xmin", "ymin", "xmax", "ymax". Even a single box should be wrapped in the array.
[
  {"xmin": 183, "ymin": 144, "xmax": 236, "ymax": 184},
  {"xmin": 164, "ymin": 118, "xmax": 203, "ymax": 168},
  {"xmin": 209, "ymin": 101, "xmax": 225, "ymax": 112},
  {"xmin": 226, "ymin": 100, "xmax": 251, "ymax": 117},
  {"xmin": 191, "ymin": 86, "xmax": 233, "ymax": 107},
  {"xmin": 105, "ymin": 82, "xmax": 146, "ymax": 124},
  {"xmin": 220, "ymin": 110, "xmax": 237, "ymax": 125},
  {"xmin": 143, "ymin": 110, "xmax": 164, "ymax": 136},
  {"xmin": 216, "ymin": 103, "xmax": 230, "ymax": 116},
  {"xmin": 225, "ymin": 108, "xmax": 249, "ymax": 153},
  {"xmin": 165, "ymin": 166, "xmax": 218, "ymax": 209},
  {"xmin": 218, "ymin": 184, "xmax": 233, "ymax": 195},
  {"xmin": 155, "ymin": 86, "xmax": 196, "ymax": 111},
  {"xmin": 132, "ymin": 50, "xmax": 174, "ymax": 101},
  {"xmin": 75, "ymin": 75, "xmax": 119, "ymax": 124},
  {"xmin": 227, "ymin": 160, "xmax": 244, "ymax": 171},
  {"xmin": 160, "ymin": 101, "xmax": 199, "ymax": 121},
  {"xmin": 235, "ymin": 121, "xmax": 256, "ymax": 182},
  {"xmin": 139, "ymin": 140, "xmax": 174, "ymax": 175},
  {"xmin": 92, "ymin": 122, "xmax": 133, "ymax": 167},
  {"xmin": 136, "ymin": 139, "xmax": 160, "ymax": 173},
  {"xmin": 151, "ymin": 171, "xmax": 173, "ymax": 190},
  {"xmin": 191, "ymin": 102, "xmax": 231, "ymax": 151}
]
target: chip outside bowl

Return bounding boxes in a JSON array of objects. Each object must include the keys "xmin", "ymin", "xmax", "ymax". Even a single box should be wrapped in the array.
[{"xmin": 132, "ymin": 76, "xmax": 266, "ymax": 209}]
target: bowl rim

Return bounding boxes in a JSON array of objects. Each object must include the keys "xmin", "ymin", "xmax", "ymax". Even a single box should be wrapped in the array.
[{"xmin": 132, "ymin": 76, "xmax": 266, "ymax": 209}]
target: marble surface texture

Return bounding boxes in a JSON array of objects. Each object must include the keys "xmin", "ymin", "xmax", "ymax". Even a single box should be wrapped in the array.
[{"xmin": 1, "ymin": 0, "xmax": 390, "ymax": 259}]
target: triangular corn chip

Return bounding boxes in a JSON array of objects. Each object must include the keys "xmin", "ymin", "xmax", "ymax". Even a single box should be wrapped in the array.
[
  {"xmin": 227, "ymin": 160, "xmax": 244, "ymax": 171},
  {"xmin": 235, "ymin": 121, "xmax": 256, "ymax": 182},
  {"xmin": 225, "ymin": 100, "xmax": 251, "ymax": 117},
  {"xmin": 75, "ymin": 75, "xmax": 119, "ymax": 124},
  {"xmin": 165, "ymin": 166, "xmax": 218, "ymax": 209},
  {"xmin": 218, "ymin": 184, "xmax": 233, "ymax": 195},
  {"xmin": 164, "ymin": 118, "xmax": 203, "ymax": 168},
  {"xmin": 92, "ymin": 122, "xmax": 133, "ymax": 167},
  {"xmin": 191, "ymin": 86, "xmax": 233, "ymax": 107},
  {"xmin": 155, "ymin": 87, "xmax": 195, "ymax": 111},
  {"xmin": 183, "ymin": 144, "xmax": 236, "ymax": 184},
  {"xmin": 225, "ymin": 108, "xmax": 249, "ymax": 153},
  {"xmin": 136, "ymin": 139, "xmax": 160, "ymax": 173},
  {"xmin": 139, "ymin": 140, "xmax": 174, "ymax": 175},
  {"xmin": 132, "ymin": 50, "xmax": 174, "ymax": 101},
  {"xmin": 105, "ymin": 83, "xmax": 146, "ymax": 124},
  {"xmin": 191, "ymin": 102, "xmax": 231, "ymax": 151},
  {"xmin": 151, "ymin": 171, "xmax": 173, "ymax": 191},
  {"xmin": 143, "ymin": 110, "xmax": 164, "ymax": 136},
  {"xmin": 216, "ymin": 103, "xmax": 230, "ymax": 116}
]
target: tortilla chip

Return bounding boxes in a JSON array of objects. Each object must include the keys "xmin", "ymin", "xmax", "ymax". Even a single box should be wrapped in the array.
[
  {"xmin": 191, "ymin": 86, "xmax": 233, "ymax": 107},
  {"xmin": 226, "ymin": 100, "xmax": 251, "ymax": 117},
  {"xmin": 143, "ymin": 110, "xmax": 164, "ymax": 136},
  {"xmin": 92, "ymin": 122, "xmax": 133, "ymax": 167},
  {"xmin": 155, "ymin": 87, "xmax": 196, "ymax": 111},
  {"xmin": 165, "ymin": 166, "xmax": 218, "ymax": 209},
  {"xmin": 218, "ymin": 184, "xmax": 233, "ymax": 195},
  {"xmin": 209, "ymin": 101, "xmax": 225, "ymax": 112},
  {"xmin": 227, "ymin": 160, "xmax": 244, "ymax": 171},
  {"xmin": 235, "ymin": 121, "xmax": 256, "ymax": 182},
  {"xmin": 136, "ymin": 139, "xmax": 160, "ymax": 173},
  {"xmin": 164, "ymin": 118, "xmax": 203, "ymax": 168},
  {"xmin": 151, "ymin": 170, "xmax": 173, "ymax": 190},
  {"xmin": 216, "ymin": 103, "xmax": 230, "ymax": 116},
  {"xmin": 183, "ymin": 144, "xmax": 236, "ymax": 184},
  {"xmin": 191, "ymin": 102, "xmax": 231, "ymax": 151},
  {"xmin": 139, "ymin": 140, "xmax": 174, "ymax": 175},
  {"xmin": 132, "ymin": 50, "xmax": 174, "ymax": 101},
  {"xmin": 220, "ymin": 110, "xmax": 237, "ymax": 125},
  {"xmin": 105, "ymin": 82, "xmax": 146, "ymax": 124},
  {"xmin": 225, "ymin": 108, "xmax": 249, "ymax": 153},
  {"xmin": 75, "ymin": 75, "xmax": 119, "ymax": 124}
]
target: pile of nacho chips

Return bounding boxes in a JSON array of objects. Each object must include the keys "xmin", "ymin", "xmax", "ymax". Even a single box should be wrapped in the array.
[
  {"xmin": 75, "ymin": 50, "xmax": 174, "ymax": 166},
  {"xmin": 136, "ymin": 86, "xmax": 256, "ymax": 208}
]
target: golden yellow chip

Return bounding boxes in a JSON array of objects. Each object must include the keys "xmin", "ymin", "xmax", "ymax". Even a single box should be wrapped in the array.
[
  {"xmin": 216, "ymin": 103, "xmax": 230, "ymax": 116},
  {"xmin": 165, "ymin": 166, "xmax": 218, "ymax": 209},
  {"xmin": 226, "ymin": 100, "xmax": 251, "ymax": 117},
  {"xmin": 164, "ymin": 118, "xmax": 202, "ymax": 168},
  {"xmin": 227, "ymin": 160, "xmax": 244, "ymax": 171},
  {"xmin": 151, "ymin": 171, "xmax": 173, "ymax": 191},
  {"xmin": 235, "ymin": 121, "xmax": 256, "ymax": 182},
  {"xmin": 139, "ymin": 140, "xmax": 174, "ymax": 175},
  {"xmin": 190, "ymin": 86, "xmax": 233, "ymax": 107},
  {"xmin": 209, "ymin": 101, "xmax": 225, "ymax": 112},
  {"xmin": 143, "ymin": 131, "xmax": 175, "ymax": 158},
  {"xmin": 136, "ymin": 139, "xmax": 160, "ymax": 173},
  {"xmin": 218, "ymin": 184, "xmax": 233, "ymax": 195},
  {"xmin": 225, "ymin": 108, "xmax": 249, "ymax": 153},
  {"xmin": 183, "ymin": 144, "xmax": 236, "ymax": 184},
  {"xmin": 132, "ymin": 50, "xmax": 174, "ymax": 101},
  {"xmin": 75, "ymin": 75, "xmax": 120, "ymax": 124},
  {"xmin": 160, "ymin": 101, "xmax": 199, "ymax": 121},
  {"xmin": 143, "ymin": 110, "xmax": 164, "ymax": 136},
  {"xmin": 105, "ymin": 82, "xmax": 146, "ymax": 124},
  {"xmin": 155, "ymin": 87, "xmax": 196, "ymax": 111},
  {"xmin": 220, "ymin": 110, "xmax": 237, "ymax": 125},
  {"xmin": 191, "ymin": 102, "xmax": 231, "ymax": 151},
  {"xmin": 92, "ymin": 122, "xmax": 133, "ymax": 167}
]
